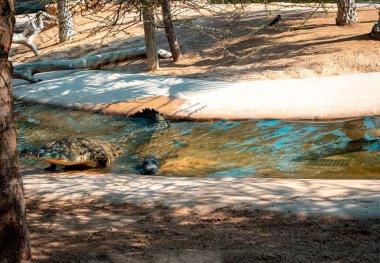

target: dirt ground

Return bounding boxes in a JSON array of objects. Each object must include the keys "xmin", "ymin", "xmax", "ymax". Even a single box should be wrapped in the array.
[
  {"xmin": 14, "ymin": 3, "xmax": 380, "ymax": 262},
  {"xmin": 11, "ymin": 3, "xmax": 380, "ymax": 81},
  {"xmin": 27, "ymin": 198, "xmax": 380, "ymax": 263}
]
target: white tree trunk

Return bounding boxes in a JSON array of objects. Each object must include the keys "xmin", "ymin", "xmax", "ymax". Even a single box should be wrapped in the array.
[
  {"xmin": 58, "ymin": 0, "xmax": 75, "ymax": 42},
  {"xmin": 336, "ymin": 0, "xmax": 358, "ymax": 25}
]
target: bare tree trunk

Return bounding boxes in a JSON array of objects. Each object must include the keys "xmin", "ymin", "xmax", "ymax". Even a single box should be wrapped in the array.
[
  {"xmin": 336, "ymin": 0, "xmax": 358, "ymax": 25},
  {"xmin": 161, "ymin": 0, "xmax": 182, "ymax": 62},
  {"xmin": 0, "ymin": 1, "xmax": 32, "ymax": 262},
  {"xmin": 58, "ymin": 0, "xmax": 75, "ymax": 42},
  {"xmin": 142, "ymin": 0, "xmax": 159, "ymax": 71}
]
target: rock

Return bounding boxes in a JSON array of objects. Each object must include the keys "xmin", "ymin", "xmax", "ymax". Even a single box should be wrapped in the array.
[
  {"xmin": 371, "ymin": 23, "xmax": 380, "ymax": 40},
  {"xmin": 370, "ymin": 12, "xmax": 380, "ymax": 40},
  {"xmin": 160, "ymin": 156, "xmax": 219, "ymax": 176}
]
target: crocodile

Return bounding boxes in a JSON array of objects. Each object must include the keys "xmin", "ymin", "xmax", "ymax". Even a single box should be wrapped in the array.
[
  {"xmin": 23, "ymin": 108, "xmax": 171, "ymax": 174},
  {"xmin": 130, "ymin": 108, "xmax": 172, "ymax": 175}
]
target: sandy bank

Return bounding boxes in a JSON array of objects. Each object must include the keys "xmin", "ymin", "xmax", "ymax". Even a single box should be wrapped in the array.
[{"xmin": 13, "ymin": 70, "xmax": 380, "ymax": 120}]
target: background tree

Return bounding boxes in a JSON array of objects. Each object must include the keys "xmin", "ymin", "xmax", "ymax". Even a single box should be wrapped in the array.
[
  {"xmin": 78, "ymin": 0, "xmax": 183, "ymax": 70},
  {"xmin": 58, "ymin": 0, "xmax": 75, "ymax": 42},
  {"xmin": 0, "ymin": 0, "xmax": 32, "ymax": 262},
  {"xmin": 161, "ymin": 0, "xmax": 182, "ymax": 62},
  {"xmin": 142, "ymin": 0, "xmax": 159, "ymax": 71},
  {"xmin": 336, "ymin": 0, "xmax": 357, "ymax": 25}
]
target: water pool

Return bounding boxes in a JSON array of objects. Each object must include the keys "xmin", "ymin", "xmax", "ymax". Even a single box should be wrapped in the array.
[{"xmin": 15, "ymin": 101, "xmax": 380, "ymax": 179}]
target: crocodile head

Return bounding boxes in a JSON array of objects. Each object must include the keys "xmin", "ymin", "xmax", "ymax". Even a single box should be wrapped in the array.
[{"xmin": 136, "ymin": 156, "xmax": 159, "ymax": 175}]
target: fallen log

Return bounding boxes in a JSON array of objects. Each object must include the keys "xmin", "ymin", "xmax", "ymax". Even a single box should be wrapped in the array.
[
  {"xmin": 13, "ymin": 11, "xmax": 57, "ymax": 56},
  {"xmin": 13, "ymin": 47, "xmax": 172, "ymax": 83}
]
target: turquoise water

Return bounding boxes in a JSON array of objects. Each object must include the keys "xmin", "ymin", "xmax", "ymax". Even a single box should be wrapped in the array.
[{"xmin": 15, "ymin": 101, "xmax": 380, "ymax": 179}]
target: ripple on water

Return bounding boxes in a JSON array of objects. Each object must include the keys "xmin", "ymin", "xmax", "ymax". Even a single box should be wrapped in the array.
[{"xmin": 15, "ymin": 102, "xmax": 380, "ymax": 179}]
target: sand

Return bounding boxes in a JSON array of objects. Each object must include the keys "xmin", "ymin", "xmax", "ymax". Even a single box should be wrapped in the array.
[
  {"xmin": 12, "ymin": 70, "xmax": 380, "ymax": 120},
  {"xmin": 23, "ymin": 171, "xmax": 380, "ymax": 262},
  {"xmin": 11, "ymin": 4, "xmax": 380, "ymax": 82}
]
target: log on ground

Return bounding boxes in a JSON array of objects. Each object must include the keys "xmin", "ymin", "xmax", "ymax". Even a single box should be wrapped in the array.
[{"xmin": 13, "ymin": 46, "xmax": 172, "ymax": 83}]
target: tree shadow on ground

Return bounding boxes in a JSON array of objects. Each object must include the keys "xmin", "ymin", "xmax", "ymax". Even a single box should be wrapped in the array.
[
  {"xmin": 27, "ymin": 195, "xmax": 380, "ymax": 263},
  {"xmin": 12, "ymin": 6, "xmax": 380, "ymax": 82}
]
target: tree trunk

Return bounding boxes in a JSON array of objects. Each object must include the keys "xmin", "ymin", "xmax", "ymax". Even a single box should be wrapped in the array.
[
  {"xmin": 142, "ymin": 0, "xmax": 159, "ymax": 71},
  {"xmin": 58, "ymin": 0, "xmax": 75, "ymax": 42},
  {"xmin": 336, "ymin": 0, "xmax": 358, "ymax": 25},
  {"xmin": 0, "ymin": 1, "xmax": 32, "ymax": 262},
  {"xmin": 13, "ymin": 46, "xmax": 172, "ymax": 83},
  {"xmin": 161, "ymin": 0, "xmax": 182, "ymax": 62}
]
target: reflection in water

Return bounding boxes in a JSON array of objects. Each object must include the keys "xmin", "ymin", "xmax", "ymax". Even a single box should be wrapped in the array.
[{"xmin": 15, "ymin": 101, "xmax": 380, "ymax": 179}]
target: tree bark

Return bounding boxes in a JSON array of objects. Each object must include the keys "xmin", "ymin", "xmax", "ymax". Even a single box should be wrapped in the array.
[
  {"xmin": 0, "ymin": 1, "xmax": 32, "ymax": 262},
  {"xmin": 161, "ymin": 0, "xmax": 182, "ymax": 62},
  {"xmin": 142, "ymin": 0, "xmax": 159, "ymax": 71},
  {"xmin": 336, "ymin": 0, "xmax": 358, "ymax": 25},
  {"xmin": 13, "ymin": 46, "xmax": 172, "ymax": 83},
  {"xmin": 58, "ymin": 0, "xmax": 75, "ymax": 42}
]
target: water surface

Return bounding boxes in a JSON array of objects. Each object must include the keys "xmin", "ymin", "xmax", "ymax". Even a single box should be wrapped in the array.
[{"xmin": 15, "ymin": 101, "xmax": 380, "ymax": 179}]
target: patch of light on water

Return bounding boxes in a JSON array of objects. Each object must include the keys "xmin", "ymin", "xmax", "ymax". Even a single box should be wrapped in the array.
[
  {"xmin": 209, "ymin": 166, "xmax": 257, "ymax": 178},
  {"xmin": 257, "ymin": 119, "xmax": 281, "ymax": 127}
]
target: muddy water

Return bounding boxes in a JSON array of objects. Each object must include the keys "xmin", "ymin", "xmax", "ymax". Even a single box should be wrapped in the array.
[{"xmin": 15, "ymin": 101, "xmax": 380, "ymax": 179}]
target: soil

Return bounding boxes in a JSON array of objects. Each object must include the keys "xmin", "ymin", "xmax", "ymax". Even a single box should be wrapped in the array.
[
  {"xmin": 28, "ymin": 198, "xmax": 380, "ymax": 263},
  {"xmin": 13, "ymin": 3, "xmax": 380, "ymax": 262},
  {"xmin": 11, "ymin": 3, "xmax": 380, "ymax": 81}
]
